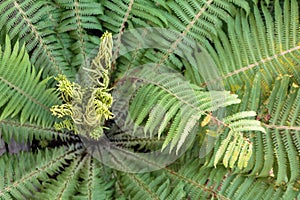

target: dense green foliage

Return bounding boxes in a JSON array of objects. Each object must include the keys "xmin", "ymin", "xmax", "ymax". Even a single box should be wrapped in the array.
[{"xmin": 0, "ymin": 0, "xmax": 299, "ymax": 199}]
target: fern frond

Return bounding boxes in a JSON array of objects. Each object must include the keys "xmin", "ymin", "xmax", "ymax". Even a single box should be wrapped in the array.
[
  {"xmin": 55, "ymin": 0, "xmax": 102, "ymax": 32},
  {"xmin": 0, "ymin": 0, "xmax": 75, "ymax": 78},
  {"xmin": 165, "ymin": 0, "xmax": 249, "ymax": 42},
  {"xmin": 0, "ymin": 35, "xmax": 59, "ymax": 127},
  {"xmin": 212, "ymin": 110, "xmax": 265, "ymax": 169},
  {"xmin": 208, "ymin": 74, "xmax": 300, "ymax": 185},
  {"xmin": 262, "ymin": 76, "xmax": 300, "ymax": 184},
  {"xmin": 74, "ymin": 155, "xmax": 114, "ymax": 200},
  {"xmin": 101, "ymin": 0, "xmax": 168, "ymax": 33},
  {"xmin": 118, "ymin": 65, "xmax": 265, "ymax": 169},
  {"xmin": 101, "ymin": 0, "xmax": 249, "ymax": 75},
  {"xmin": 55, "ymin": 0, "xmax": 103, "ymax": 70},
  {"xmin": 117, "ymin": 171, "xmax": 186, "ymax": 200},
  {"xmin": 35, "ymin": 154, "xmax": 87, "ymax": 199},
  {"xmin": 0, "ymin": 119, "xmax": 69, "ymax": 144},
  {"xmin": 117, "ymin": 66, "xmax": 255, "ymax": 155},
  {"xmin": 240, "ymin": 74, "xmax": 300, "ymax": 185},
  {"xmin": 0, "ymin": 146, "xmax": 81, "ymax": 199},
  {"xmin": 108, "ymin": 0, "xmax": 252, "ymax": 83},
  {"xmin": 164, "ymin": 159, "xmax": 300, "ymax": 199},
  {"xmin": 202, "ymin": 0, "xmax": 300, "ymax": 90}
]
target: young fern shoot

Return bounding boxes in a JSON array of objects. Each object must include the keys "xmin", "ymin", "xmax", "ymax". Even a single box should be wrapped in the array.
[{"xmin": 50, "ymin": 32, "xmax": 114, "ymax": 139}]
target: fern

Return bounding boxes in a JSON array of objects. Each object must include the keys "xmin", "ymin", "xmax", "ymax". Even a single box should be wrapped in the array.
[
  {"xmin": 206, "ymin": 74, "xmax": 300, "ymax": 187},
  {"xmin": 170, "ymin": 159, "xmax": 300, "ymax": 200},
  {"xmin": 0, "ymin": 0, "xmax": 76, "ymax": 79},
  {"xmin": 73, "ymin": 156, "xmax": 114, "ymax": 200},
  {"xmin": 0, "ymin": 0, "xmax": 299, "ymax": 199},
  {"xmin": 202, "ymin": 0, "xmax": 300, "ymax": 91},
  {"xmin": 101, "ymin": 0, "xmax": 168, "ymax": 32},
  {"xmin": 0, "ymin": 35, "xmax": 59, "ymax": 127},
  {"xmin": 118, "ymin": 66, "xmax": 239, "ymax": 151},
  {"xmin": 261, "ymin": 76, "xmax": 300, "ymax": 184},
  {"xmin": 117, "ymin": 171, "xmax": 186, "ymax": 199},
  {"xmin": 54, "ymin": 0, "xmax": 103, "ymax": 70},
  {"xmin": 0, "ymin": 146, "xmax": 81, "ymax": 199},
  {"xmin": 0, "ymin": 119, "xmax": 69, "ymax": 143},
  {"xmin": 117, "ymin": 65, "xmax": 264, "ymax": 168}
]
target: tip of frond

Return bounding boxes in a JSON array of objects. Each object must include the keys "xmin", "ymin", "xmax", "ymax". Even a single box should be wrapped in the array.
[{"xmin": 100, "ymin": 31, "xmax": 112, "ymax": 41}]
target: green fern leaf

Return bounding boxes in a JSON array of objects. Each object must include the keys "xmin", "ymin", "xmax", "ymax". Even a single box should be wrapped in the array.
[
  {"xmin": 55, "ymin": 0, "xmax": 103, "ymax": 70},
  {"xmin": 0, "ymin": 0, "xmax": 75, "ymax": 78},
  {"xmin": 121, "ymin": 66, "xmax": 253, "ymax": 155},
  {"xmin": 0, "ymin": 146, "xmax": 81, "ymax": 199},
  {"xmin": 202, "ymin": 0, "xmax": 300, "ymax": 90},
  {"xmin": 0, "ymin": 35, "xmax": 59, "ymax": 127},
  {"xmin": 0, "ymin": 119, "xmax": 69, "ymax": 144}
]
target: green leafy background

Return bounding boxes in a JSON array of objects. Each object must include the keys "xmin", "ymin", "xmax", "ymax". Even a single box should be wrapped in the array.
[{"xmin": 0, "ymin": 0, "xmax": 299, "ymax": 199}]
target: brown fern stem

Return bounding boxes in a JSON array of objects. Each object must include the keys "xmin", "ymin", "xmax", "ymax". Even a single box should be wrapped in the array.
[
  {"xmin": 263, "ymin": 123, "xmax": 300, "ymax": 131},
  {"xmin": 112, "ymin": 0, "xmax": 135, "ymax": 70}
]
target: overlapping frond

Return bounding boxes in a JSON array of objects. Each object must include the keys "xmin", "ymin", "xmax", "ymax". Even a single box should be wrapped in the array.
[
  {"xmin": 101, "ymin": 0, "xmax": 168, "ymax": 33},
  {"xmin": 255, "ymin": 76, "xmax": 300, "ymax": 185},
  {"xmin": 206, "ymin": 74, "xmax": 300, "ymax": 187},
  {"xmin": 0, "ymin": 35, "xmax": 59, "ymax": 127},
  {"xmin": 0, "ymin": 0, "xmax": 298, "ymax": 199},
  {"xmin": 74, "ymin": 155, "xmax": 114, "ymax": 200},
  {"xmin": 55, "ymin": 0, "xmax": 103, "ymax": 70},
  {"xmin": 213, "ymin": 111, "xmax": 265, "ymax": 169},
  {"xmin": 164, "ymin": 159, "xmax": 300, "ymax": 199},
  {"xmin": 101, "ymin": 0, "xmax": 250, "ymax": 42},
  {"xmin": 164, "ymin": 0, "xmax": 249, "ymax": 43},
  {"xmin": 117, "ymin": 171, "xmax": 186, "ymax": 200},
  {"xmin": 0, "ymin": 119, "xmax": 69, "ymax": 143},
  {"xmin": 118, "ymin": 66, "xmax": 264, "ymax": 163},
  {"xmin": 115, "ymin": 142, "xmax": 300, "ymax": 199},
  {"xmin": 35, "ymin": 154, "xmax": 115, "ymax": 199},
  {"xmin": 0, "ymin": 146, "xmax": 81, "ymax": 199},
  {"xmin": 202, "ymin": 0, "xmax": 300, "ymax": 91},
  {"xmin": 104, "ymin": 0, "xmax": 253, "ymax": 79},
  {"xmin": 0, "ymin": 0, "xmax": 75, "ymax": 78}
]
